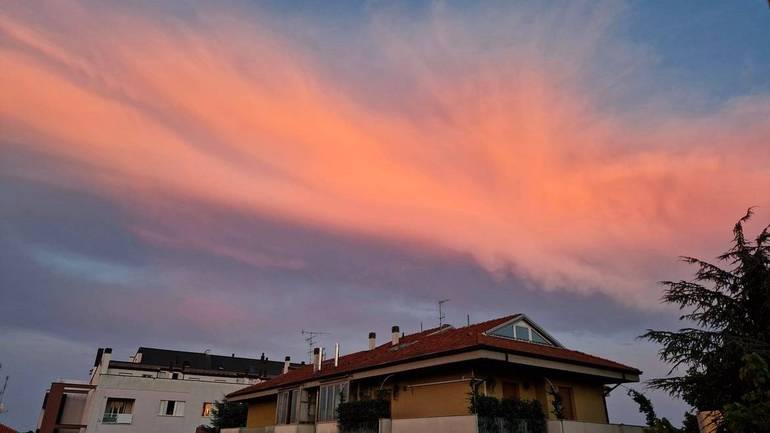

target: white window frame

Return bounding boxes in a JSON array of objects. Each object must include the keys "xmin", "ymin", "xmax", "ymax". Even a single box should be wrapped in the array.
[
  {"xmin": 485, "ymin": 316, "xmax": 561, "ymax": 347},
  {"xmin": 276, "ymin": 389, "xmax": 299, "ymax": 425},
  {"xmin": 317, "ymin": 381, "xmax": 349, "ymax": 422},
  {"xmin": 159, "ymin": 400, "xmax": 186, "ymax": 417}
]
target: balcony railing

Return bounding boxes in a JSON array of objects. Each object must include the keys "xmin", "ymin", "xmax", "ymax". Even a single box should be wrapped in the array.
[{"xmin": 102, "ymin": 413, "xmax": 133, "ymax": 424}]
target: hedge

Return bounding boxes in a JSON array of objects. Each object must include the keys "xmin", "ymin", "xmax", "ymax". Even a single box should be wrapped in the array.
[{"xmin": 336, "ymin": 399, "xmax": 390, "ymax": 433}]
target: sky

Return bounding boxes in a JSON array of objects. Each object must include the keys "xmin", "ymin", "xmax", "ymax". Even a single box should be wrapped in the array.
[{"xmin": 1, "ymin": 0, "xmax": 769, "ymax": 429}]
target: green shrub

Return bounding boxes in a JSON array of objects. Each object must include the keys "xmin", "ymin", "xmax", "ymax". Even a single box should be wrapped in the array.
[
  {"xmin": 469, "ymin": 395, "xmax": 502, "ymax": 417},
  {"xmin": 470, "ymin": 393, "xmax": 546, "ymax": 433},
  {"xmin": 336, "ymin": 399, "xmax": 390, "ymax": 432}
]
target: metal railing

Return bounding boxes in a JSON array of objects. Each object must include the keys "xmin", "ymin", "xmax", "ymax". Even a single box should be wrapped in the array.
[{"xmin": 102, "ymin": 413, "xmax": 133, "ymax": 424}]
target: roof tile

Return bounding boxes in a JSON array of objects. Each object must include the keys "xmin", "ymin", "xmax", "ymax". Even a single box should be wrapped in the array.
[{"xmin": 227, "ymin": 314, "xmax": 640, "ymax": 398}]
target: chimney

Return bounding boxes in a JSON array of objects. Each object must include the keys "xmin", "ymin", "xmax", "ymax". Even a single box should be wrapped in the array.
[
  {"xmin": 283, "ymin": 356, "xmax": 291, "ymax": 374},
  {"xmin": 93, "ymin": 348, "xmax": 104, "ymax": 367},
  {"xmin": 312, "ymin": 347, "xmax": 320, "ymax": 373},
  {"xmin": 101, "ymin": 348, "xmax": 112, "ymax": 371},
  {"xmin": 368, "ymin": 332, "xmax": 376, "ymax": 350},
  {"xmin": 260, "ymin": 352, "xmax": 265, "ymax": 361},
  {"xmin": 391, "ymin": 326, "xmax": 400, "ymax": 346},
  {"xmin": 334, "ymin": 343, "xmax": 340, "ymax": 368}
]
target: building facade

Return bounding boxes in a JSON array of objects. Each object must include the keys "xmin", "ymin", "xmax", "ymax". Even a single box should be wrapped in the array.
[
  {"xmin": 36, "ymin": 347, "xmax": 294, "ymax": 433},
  {"xmin": 227, "ymin": 314, "xmax": 643, "ymax": 433}
]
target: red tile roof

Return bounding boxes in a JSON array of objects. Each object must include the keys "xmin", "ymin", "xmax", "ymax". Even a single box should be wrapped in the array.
[
  {"xmin": 227, "ymin": 314, "xmax": 640, "ymax": 398},
  {"xmin": 0, "ymin": 423, "xmax": 20, "ymax": 433}
]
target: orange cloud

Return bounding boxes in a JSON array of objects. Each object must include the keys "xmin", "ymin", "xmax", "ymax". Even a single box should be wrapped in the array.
[{"xmin": 2, "ymin": 1, "xmax": 769, "ymax": 306}]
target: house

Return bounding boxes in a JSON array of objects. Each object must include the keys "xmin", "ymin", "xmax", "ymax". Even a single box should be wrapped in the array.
[
  {"xmin": 36, "ymin": 347, "xmax": 297, "ymax": 433},
  {"xmin": 226, "ymin": 314, "xmax": 642, "ymax": 433}
]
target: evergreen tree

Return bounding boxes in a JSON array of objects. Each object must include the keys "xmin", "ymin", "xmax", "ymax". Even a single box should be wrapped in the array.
[
  {"xmin": 641, "ymin": 209, "xmax": 770, "ymax": 432},
  {"xmin": 210, "ymin": 400, "xmax": 248, "ymax": 429}
]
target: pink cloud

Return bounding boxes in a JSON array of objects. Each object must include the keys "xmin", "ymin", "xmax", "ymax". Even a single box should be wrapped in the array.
[{"xmin": 1, "ymin": 1, "xmax": 768, "ymax": 307}]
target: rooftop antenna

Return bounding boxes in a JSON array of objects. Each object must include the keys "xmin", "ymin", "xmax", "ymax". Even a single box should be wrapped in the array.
[
  {"xmin": 301, "ymin": 329, "xmax": 329, "ymax": 363},
  {"xmin": 438, "ymin": 299, "xmax": 450, "ymax": 326}
]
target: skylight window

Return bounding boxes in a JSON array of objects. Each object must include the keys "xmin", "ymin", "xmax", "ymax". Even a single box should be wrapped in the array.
[{"xmin": 489, "ymin": 321, "xmax": 553, "ymax": 346}]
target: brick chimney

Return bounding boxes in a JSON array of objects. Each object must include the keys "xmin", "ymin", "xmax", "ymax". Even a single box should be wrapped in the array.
[{"xmin": 102, "ymin": 348, "xmax": 112, "ymax": 367}]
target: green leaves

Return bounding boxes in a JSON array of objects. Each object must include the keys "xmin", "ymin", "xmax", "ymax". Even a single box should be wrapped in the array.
[
  {"xmin": 210, "ymin": 400, "xmax": 247, "ymax": 429},
  {"xmin": 469, "ymin": 394, "xmax": 546, "ymax": 433},
  {"xmin": 336, "ymin": 398, "xmax": 390, "ymax": 432}
]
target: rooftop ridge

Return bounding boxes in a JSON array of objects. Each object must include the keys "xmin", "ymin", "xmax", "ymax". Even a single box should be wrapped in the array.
[{"xmin": 227, "ymin": 313, "xmax": 640, "ymax": 399}]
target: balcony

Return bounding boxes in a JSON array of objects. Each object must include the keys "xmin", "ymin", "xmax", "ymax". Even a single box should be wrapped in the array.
[{"xmin": 102, "ymin": 413, "xmax": 133, "ymax": 424}]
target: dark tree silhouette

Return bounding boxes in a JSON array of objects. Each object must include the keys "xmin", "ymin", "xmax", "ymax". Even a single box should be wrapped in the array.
[
  {"xmin": 209, "ymin": 400, "xmax": 247, "ymax": 429},
  {"xmin": 641, "ymin": 209, "xmax": 770, "ymax": 432}
]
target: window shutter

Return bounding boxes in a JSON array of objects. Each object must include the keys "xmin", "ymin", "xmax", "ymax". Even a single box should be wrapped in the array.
[
  {"xmin": 159, "ymin": 400, "xmax": 168, "ymax": 415},
  {"xmin": 174, "ymin": 401, "xmax": 185, "ymax": 416}
]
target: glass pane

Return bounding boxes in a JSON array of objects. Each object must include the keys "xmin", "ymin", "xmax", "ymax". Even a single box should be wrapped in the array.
[
  {"xmin": 491, "ymin": 325, "xmax": 515, "ymax": 338},
  {"xmin": 326, "ymin": 386, "xmax": 333, "ymax": 420},
  {"xmin": 318, "ymin": 388, "xmax": 327, "ymax": 421},
  {"xmin": 290, "ymin": 390, "xmax": 298, "ymax": 424},
  {"xmin": 531, "ymin": 330, "xmax": 548, "ymax": 344},
  {"xmin": 277, "ymin": 392, "xmax": 287, "ymax": 424},
  {"xmin": 515, "ymin": 325, "xmax": 530, "ymax": 340}
]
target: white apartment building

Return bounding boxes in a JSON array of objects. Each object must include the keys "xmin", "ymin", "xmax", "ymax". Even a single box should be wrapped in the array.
[{"xmin": 36, "ymin": 347, "xmax": 295, "ymax": 433}]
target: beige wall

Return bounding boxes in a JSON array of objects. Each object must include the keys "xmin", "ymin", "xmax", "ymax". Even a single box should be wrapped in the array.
[
  {"xmin": 391, "ymin": 415, "xmax": 477, "ymax": 433},
  {"xmin": 247, "ymin": 398, "xmax": 277, "ymax": 428},
  {"xmin": 485, "ymin": 371, "xmax": 544, "ymax": 402},
  {"xmin": 390, "ymin": 370, "xmax": 474, "ymax": 419},
  {"xmin": 243, "ymin": 361, "xmax": 612, "ymax": 425},
  {"xmin": 544, "ymin": 378, "xmax": 607, "ymax": 423}
]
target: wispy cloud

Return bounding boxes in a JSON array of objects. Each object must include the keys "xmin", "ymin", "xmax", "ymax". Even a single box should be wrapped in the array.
[{"xmin": 2, "ymin": 0, "xmax": 768, "ymax": 309}]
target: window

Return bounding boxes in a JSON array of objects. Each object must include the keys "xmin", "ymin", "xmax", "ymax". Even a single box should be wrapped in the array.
[
  {"xmin": 531, "ymin": 330, "xmax": 548, "ymax": 344},
  {"xmin": 317, "ymin": 382, "xmax": 349, "ymax": 422},
  {"xmin": 201, "ymin": 402, "xmax": 214, "ymax": 417},
  {"xmin": 276, "ymin": 389, "xmax": 299, "ymax": 425},
  {"xmin": 489, "ymin": 321, "xmax": 553, "ymax": 346},
  {"xmin": 514, "ymin": 325, "xmax": 530, "ymax": 340},
  {"xmin": 159, "ymin": 400, "xmax": 185, "ymax": 416},
  {"xmin": 492, "ymin": 325, "xmax": 515, "ymax": 338},
  {"xmin": 103, "ymin": 398, "xmax": 134, "ymax": 424}
]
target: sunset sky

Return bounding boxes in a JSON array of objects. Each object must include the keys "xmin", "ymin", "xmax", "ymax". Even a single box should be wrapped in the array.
[{"xmin": 1, "ymin": 0, "xmax": 769, "ymax": 429}]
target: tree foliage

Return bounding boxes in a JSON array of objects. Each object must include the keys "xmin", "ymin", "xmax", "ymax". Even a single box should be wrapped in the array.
[
  {"xmin": 468, "ymin": 394, "xmax": 546, "ymax": 433},
  {"xmin": 546, "ymin": 386, "xmax": 564, "ymax": 420},
  {"xmin": 641, "ymin": 209, "xmax": 770, "ymax": 432},
  {"xmin": 210, "ymin": 400, "xmax": 247, "ymax": 429},
  {"xmin": 722, "ymin": 353, "xmax": 770, "ymax": 433},
  {"xmin": 336, "ymin": 398, "xmax": 390, "ymax": 433},
  {"xmin": 627, "ymin": 389, "xmax": 698, "ymax": 433}
]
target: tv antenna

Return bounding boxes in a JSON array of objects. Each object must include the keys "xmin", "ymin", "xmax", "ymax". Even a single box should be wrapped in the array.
[
  {"xmin": 0, "ymin": 362, "xmax": 8, "ymax": 414},
  {"xmin": 301, "ymin": 329, "xmax": 329, "ymax": 362},
  {"xmin": 438, "ymin": 299, "xmax": 450, "ymax": 326}
]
